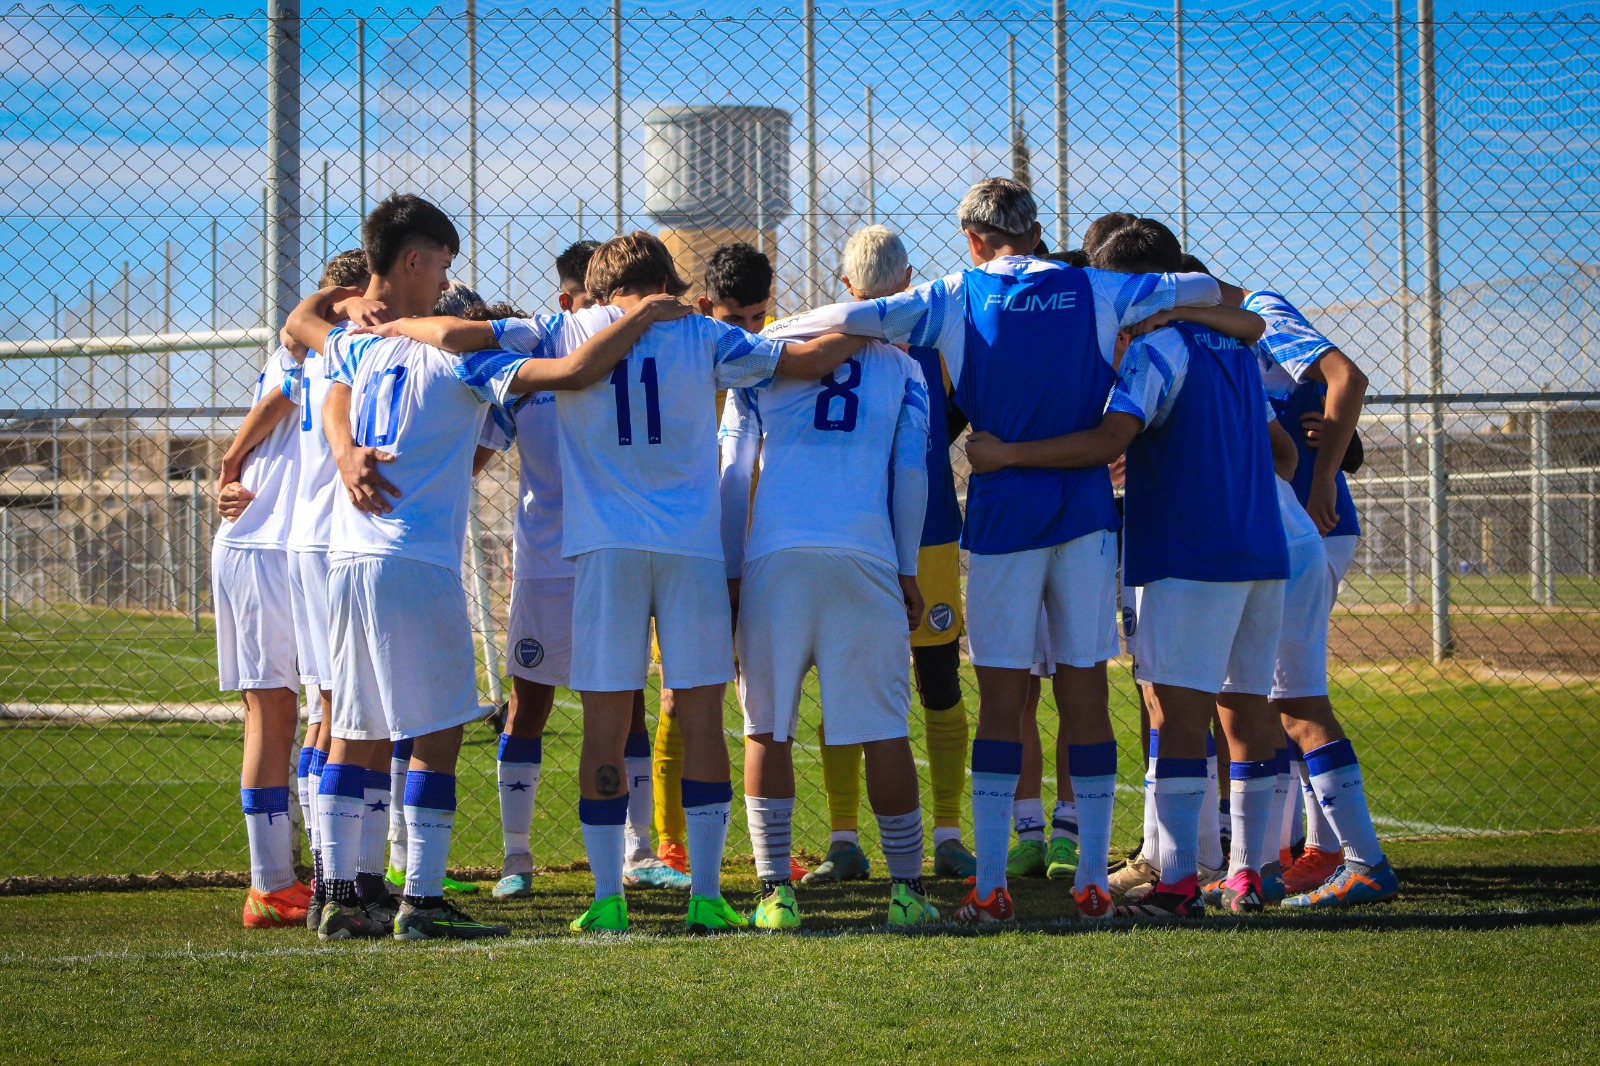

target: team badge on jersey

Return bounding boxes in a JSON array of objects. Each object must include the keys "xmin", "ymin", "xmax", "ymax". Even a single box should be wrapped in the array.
[
  {"xmin": 1121, "ymin": 605, "xmax": 1137, "ymax": 638},
  {"xmin": 927, "ymin": 602, "xmax": 955, "ymax": 633},
  {"xmin": 515, "ymin": 638, "xmax": 545, "ymax": 669}
]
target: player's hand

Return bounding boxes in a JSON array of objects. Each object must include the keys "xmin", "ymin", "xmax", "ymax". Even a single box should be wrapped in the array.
[
  {"xmin": 965, "ymin": 430, "xmax": 1010, "ymax": 474},
  {"xmin": 898, "ymin": 575, "xmax": 925, "ymax": 633},
  {"xmin": 1300, "ymin": 410, "xmax": 1324, "ymax": 448},
  {"xmin": 335, "ymin": 444, "xmax": 401, "ymax": 514},
  {"xmin": 347, "ymin": 319, "xmax": 407, "ymax": 339},
  {"xmin": 1306, "ymin": 475, "xmax": 1339, "ymax": 534},
  {"xmin": 1108, "ymin": 452, "xmax": 1126, "ymax": 490},
  {"xmin": 216, "ymin": 481, "xmax": 254, "ymax": 521},
  {"xmin": 633, "ymin": 293, "xmax": 694, "ymax": 323},
  {"xmin": 333, "ymin": 296, "xmax": 395, "ymax": 328},
  {"xmin": 279, "ymin": 325, "xmax": 309, "ymax": 363},
  {"xmin": 1124, "ymin": 309, "xmax": 1175, "ymax": 338}
]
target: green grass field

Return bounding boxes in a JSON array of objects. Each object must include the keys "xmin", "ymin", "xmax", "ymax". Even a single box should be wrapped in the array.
[
  {"xmin": 4, "ymin": 608, "xmax": 1600, "ymax": 878},
  {"xmin": 3, "ymin": 832, "xmax": 1598, "ymax": 1063}
]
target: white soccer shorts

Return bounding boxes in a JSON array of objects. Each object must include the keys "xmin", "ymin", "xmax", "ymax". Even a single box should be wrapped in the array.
[
  {"xmin": 1325, "ymin": 534, "xmax": 1359, "ymax": 590},
  {"xmin": 504, "ymin": 577, "xmax": 574, "ymax": 687},
  {"xmin": 966, "ymin": 530, "xmax": 1121, "ymax": 670},
  {"xmin": 1130, "ymin": 576, "xmax": 1286, "ymax": 697},
  {"xmin": 288, "ymin": 548, "xmax": 333, "ymax": 690},
  {"xmin": 569, "ymin": 548, "xmax": 734, "ymax": 692},
  {"xmin": 327, "ymin": 554, "xmax": 482, "ymax": 741},
  {"xmin": 1268, "ymin": 535, "xmax": 1334, "ymax": 701},
  {"xmin": 736, "ymin": 548, "xmax": 913, "ymax": 745},
  {"xmin": 212, "ymin": 543, "xmax": 299, "ymax": 692}
]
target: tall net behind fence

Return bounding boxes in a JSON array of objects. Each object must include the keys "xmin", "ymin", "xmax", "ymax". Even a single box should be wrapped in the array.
[{"xmin": 1, "ymin": 5, "xmax": 1597, "ymax": 882}]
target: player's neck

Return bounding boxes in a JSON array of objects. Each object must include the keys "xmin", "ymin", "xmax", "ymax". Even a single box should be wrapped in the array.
[
  {"xmin": 608, "ymin": 285, "xmax": 668, "ymax": 314},
  {"xmin": 365, "ymin": 276, "xmax": 434, "ymax": 320}
]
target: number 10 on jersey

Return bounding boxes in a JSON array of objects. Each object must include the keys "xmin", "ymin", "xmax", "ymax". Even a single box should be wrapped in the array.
[{"xmin": 610, "ymin": 357, "xmax": 662, "ymax": 446}]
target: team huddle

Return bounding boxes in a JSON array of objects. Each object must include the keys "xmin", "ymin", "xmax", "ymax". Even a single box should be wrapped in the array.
[{"xmin": 216, "ymin": 176, "xmax": 1399, "ymax": 941}]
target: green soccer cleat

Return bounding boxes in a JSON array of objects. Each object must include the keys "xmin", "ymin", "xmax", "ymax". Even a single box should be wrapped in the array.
[
  {"xmin": 801, "ymin": 840, "xmax": 871, "ymax": 884},
  {"xmin": 887, "ymin": 882, "xmax": 940, "ymax": 927},
  {"xmin": 686, "ymin": 895, "xmax": 748, "ymax": 933},
  {"xmin": 1046, "ymin": 837, "xmax": 1080, "ymax": 880},
  {"xmin": 752, "ymin": 884, "xmax": 802, "ymax": 931},
  {"xmin": 385, "ymin": 866, "xmax": 479, "ymax": 895},
  {"xmin": 393, "ymin": 900, "xmax": 510, "ymax": 941},
  {"xmin": 569, "ymin": 893, "xmax": 629, "ymax": 933},
  {"xmin": 933, "ymin": 838, "xmax": 977, "ymax": 878},
  {"xmin": 386, "ymin": 865, "xmax": 406, "ymax": 889},
  {"xmin": 1007, "ymin": 838, "xmax": 1047, "ymax": 878}
]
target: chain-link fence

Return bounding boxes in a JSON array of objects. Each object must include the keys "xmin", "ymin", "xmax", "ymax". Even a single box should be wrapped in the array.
[{"xmin": 2, "ymin": 3, "xmax": 1597, "ymax": 883}]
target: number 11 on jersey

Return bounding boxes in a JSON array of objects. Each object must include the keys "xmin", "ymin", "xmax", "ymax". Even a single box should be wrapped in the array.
[{"xmin": 610, "ymin": 356, "xmax": 662, "ymax": 446}]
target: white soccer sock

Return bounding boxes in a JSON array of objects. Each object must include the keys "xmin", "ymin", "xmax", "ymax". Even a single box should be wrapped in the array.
[
  {"xmin": 1228, "ymin": 759, "xmax": 1278, "ymax": 877},
  {"xmin": 496, "ymin": 733, "xmax": 541, "ymax": 861},
  {"xmin": 317, "ymin": 764, "xmax": 367, "ymax": 893},
  {"xmin": 1153, "ymin": 757, "xmax": 1207, "ymax": 887},
  {"xmin": 403, "ymin": 771, "xmax": 456, "ymax": 900},
  {"xmin": 295, "ymin": 747, "xmax": 314, "ymax": 852},
  {"xmin": 683, "ymin": 779, "xmax": 733, "ymax": 899},
  {"xmin": 1198, "ymin": 735, "xmax": 1224, "ymax": 870},
  {"xmin": 308, "ymin": 748, "xmax": 327, "ymax": 859},
  {"xmin": 387, "ymin": 739, "xmax": 411, "ymax": 872},
  {"xmin": 876, "ymin": 807, "xmax": 925, "ymax": 882},
  {"xmin": 1068, "ymin": 741, "xmax": 1117, "ymax": 892},
  {"xmin": 971, "ymin": 740, "xmax": 1021, "ymax": 898},
  {"xmin": 1142, "ymin": 729, "xmax": 1162, "ymax": 870},
  {"xmin": 745, "ymin": 795, "xmax": 795, "ymax": 883},
  {"xmin": 830, "ymin": 829, "xmax": 860, "ymax": 845},
  {"xmin": 1297, "ymin": 750, "xmax": 1340, "ymax": 852},
  {"xmin": 1305, "ymin": 740, "xmax": 1385, "ymax": 867},
  {"xmin": 580, "ymin": 796, "xmax": 628, "ymax": 901},
  {"xmin": 241, "ymin": 785, "xmax": 296, "ymax": 893},
  {"xmin": 359, "ymin": 770, "xmax": 390, "ymax": 876},
  {"xmin": 624, "ymin": 732, "xmax": 653, "ymax": 864},
  {"xmin": 1012, "ymin": 797, "xmax": 1046, "ymax": 842},
  {"xmin": 1051, "ymin": 799, "xmax": 1078, "ymax": 842},
  {"xmin": 1274, "ymin": 748, "xmax": 1295, "ymax": 857},
  {"xmin": 932, "ymin": 826, "xmax": 961, "ymax": 847}
]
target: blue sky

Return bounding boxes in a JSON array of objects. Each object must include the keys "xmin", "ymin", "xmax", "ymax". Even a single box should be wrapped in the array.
[{"xmin": 2, "ymin": 0, "xmax": 1597, "ymax": 406}]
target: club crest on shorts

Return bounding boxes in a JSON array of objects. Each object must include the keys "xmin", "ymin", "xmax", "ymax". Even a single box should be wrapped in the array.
[
  {"xmin": 515, "ymin": 638, "xmax": 544, "ymax": 668},
  {"xmin": 1121, "ymin": 605, "xmax": 1137, "ymax": 638},
  {"xmin": 927, "ymin": 602, "xmax": 955, "ymax": 632}
]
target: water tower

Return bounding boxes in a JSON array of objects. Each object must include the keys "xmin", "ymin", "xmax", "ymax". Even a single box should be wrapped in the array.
[{"xmin": 643, "ymin": 106, "xmax": 792, "ymax": 299}]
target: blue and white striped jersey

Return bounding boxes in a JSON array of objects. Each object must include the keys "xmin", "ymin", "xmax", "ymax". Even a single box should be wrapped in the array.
[
  {"xmin": 324, "ymin": 333, "xmax": 529, "ymax": 572},
  {"xmin": 283, "ymin": 328, "xmax": 342, "ymax": 552},
  {"xmin": 214, "ymin": 346, "xmax": 300, "ymax": 551}
]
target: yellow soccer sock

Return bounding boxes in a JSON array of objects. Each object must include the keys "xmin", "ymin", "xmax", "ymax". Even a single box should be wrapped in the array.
[
  {"xmin": 653, "ymin": 710, "xmax": 685, "ymax": 846},
  {"xmin": 819, "ymin": 734, "xmax": 862, "ymax": 833},
  {"xmin": 924, "ymin": 700, "xmax": 970, "ymax": 828}
]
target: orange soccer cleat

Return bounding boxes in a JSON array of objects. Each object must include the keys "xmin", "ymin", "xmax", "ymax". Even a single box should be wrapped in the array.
[
  {"xmin": 952, "ymin": 885, "xmax": 1016, "ymax": 925},
  {"xmin": 657, "ymin": 839, "xmax": 689, "ymax": 874},
  {"xmin": 1282, "ymin": 846, "xmax": 1344, "ymax": 896},
  {"xmin": 242, "ymin": 885, "xmax": 311, "ymax": 929}
]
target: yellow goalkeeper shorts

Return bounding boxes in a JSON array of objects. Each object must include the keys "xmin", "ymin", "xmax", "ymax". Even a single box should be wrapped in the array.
[{"xmin": 910, "ymin": 541, "xmax": 963, "ymax": 648}]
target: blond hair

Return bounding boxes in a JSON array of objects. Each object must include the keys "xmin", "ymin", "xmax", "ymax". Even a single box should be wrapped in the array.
[{"xmin": 840, "ymin": 224, "xmax": 910, "ymax": 299}]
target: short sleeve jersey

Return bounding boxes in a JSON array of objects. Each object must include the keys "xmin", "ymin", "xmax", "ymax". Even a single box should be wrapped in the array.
[
  {"xmin": 720, "ymin": 342, "xmax": 930, "ymax": 570},
  {"xmin": 283, "ymin": 329, "xmax": 342, "ymax": 552},
  {"xmin": 214, "ymin": 347, "xmax": 300, "ymax": 550},
  {"xmin": 324, "ymin": 333, "xmax": 529, "ymax": 572},
  {"xmin": 540, "ymin": 308, "xmax": 786, "ymax": 560}
]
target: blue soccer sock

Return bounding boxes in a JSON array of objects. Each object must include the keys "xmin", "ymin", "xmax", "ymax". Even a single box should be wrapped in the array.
[
  {"xmin": 497, "ymin": 734, "xmax": 541, "ymax": 863},
  {"xmin": 1153, "ymin": 756, "xmax": 1207, "ymax": 888},
  {"xmin": 1305, "ymin": 739, "xmax": 1385, "ymax": 867},
  {"xmin": 683, "ymin": 779, "xmax": 733, "ymax": 899},
  {"xmin": 403, "ymin": 770, "xmax": 456, "ymax": 902},
  {"xmin": 972, "ymin": 739, "xmax": 1022, "ymax": 898},
  {"xmin": 624, "ymin": 731, "xmax": 654, "ymax": 864},
  {"xmin": 241, "ymin": 785, "xmax": 295, "ymax": 894},
  {"xmin": 580, "ymin": 795, "xmax": 629, "ymax": 901},
  {"xmin": 1068, "ymin": 740, "xmax": 1117, "ymax": 892},
  {"xmin": 317, "ymin": 764, "xmax": 368, "ymax": 902},
  {"xmin": 1229, "ymin": 758, "xmax": 1278, "ymax": 877}
]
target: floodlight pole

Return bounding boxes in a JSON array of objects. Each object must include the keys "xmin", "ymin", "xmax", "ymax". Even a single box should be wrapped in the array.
[
  {"xmin": 1419, "ymin": 0, "xmax": 1450, "ymax": 659},
  {"xmin": 266, "ymin": 0, "xmax": 301, "ymax": 324},
  {"xmin": 467, "ymin": 0, "xmax": 478, "ymax": 288},
  {"xmin": 358, "ymin": 18, "xmax": 367, "ymax": 218},
  {"xmin": 1053, "ymin": 0, "xmax": 1068, "ymax": 248},
  {"xmin": 1175, "ymin": 0, "xmax": 1189, "ymax": 248},
  {"xmin": 612, "ymin": 0, "xmax": 624, "ymax": 235},
  {"xmin": 805, "ymin": 0, "xmax": 819, "ymax": 307}
]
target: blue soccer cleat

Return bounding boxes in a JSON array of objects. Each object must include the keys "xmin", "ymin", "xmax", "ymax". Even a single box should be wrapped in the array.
[{"xmin": 1281, "ymin": 858, "xmax": 1400, "ymax": 909}]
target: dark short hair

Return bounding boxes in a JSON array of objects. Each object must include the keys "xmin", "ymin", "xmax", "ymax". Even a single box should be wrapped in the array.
[
  {"xmin": 1178, "ymin": 252, "xmax": 1211, "ymax": 276},
  {"xmin": 1082, "ymin": 211, "xmax": 1137, "ymax": 255},
  {"xmin": 555, "ymin": 241, "xmax": 600, "ymax": 288},
  {"xmin": 319, "ymin": 248, "xmax": 370, "ymax": 288},
  {"xmin": 704, "ymin": 243, "xmax": 773, "ymax": 307},
  {"xmin": 363, "ymin": 193, "xmax": 460, "ymax": 275},
  {"xmin": 585, "ymin": 231, "xmax": 690, "ymax": 302},
  {"xmin": 461, "ymin": 300, "xmax": 529, "ymax": 322},
  {"xmin": 1090, "ymin": 217, "xmax": 1183, "ymax": 274},
  {"xmin": 1049, "ymin": 248, "xmax": 1090, "ymax": 268}
]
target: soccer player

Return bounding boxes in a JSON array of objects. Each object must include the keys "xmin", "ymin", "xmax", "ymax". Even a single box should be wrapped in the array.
[
  {"xmin": 768, "ymin": 179, "xmax": 1229, "ymax": 922},
  {"xmin": 721, "ymin": 308, "xmax": 940, "ymax": 930},
  {"xmin": 1239, "ymin": 286, "xmax": 1400, "ymax": 908},
  {"xmin": 970, "ymin": 217, "xmax": 1288, "ymax": 916},
  {"xmin": 284, "ymin": 194, "xmax": 675, "ymax": 941},
  {"xmin": 212, "ymin": 317, "xmax": 315, "ymax": 929}
]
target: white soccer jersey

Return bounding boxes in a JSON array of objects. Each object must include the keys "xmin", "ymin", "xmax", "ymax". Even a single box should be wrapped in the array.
[
  {"xmin": 500, "ymin": 307, "xmax": 787, "ymax": 560},
  {"xmin": 325, "ymin": 332, "xmax": 529, "ymax": 572},
  {"xmin": 720, "ymin": 342, "xmax": 930, "ymax": 573},
  {"xmin": 1243, "ymin": 289, "xmax": 1337, "ymax": 398},
  {"xmin": 765, "ymin": 256, "xmax": 1220, "ymax": 386},
  {"xmin": 284, "ymin": 330, "xmax": 342, "ymax": 551},
  {"xmin": 214, "ymin": 347, "xmax": 300, "ymax": 550},
  {"xmin": 477, "ymin": 315, "xmax": 574, "ymax": 581}
]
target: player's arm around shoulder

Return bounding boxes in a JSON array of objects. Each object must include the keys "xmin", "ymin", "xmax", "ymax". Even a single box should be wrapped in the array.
[{"xmin": 510, "ymin": 295, "xmax": 690, "ymax": 393}]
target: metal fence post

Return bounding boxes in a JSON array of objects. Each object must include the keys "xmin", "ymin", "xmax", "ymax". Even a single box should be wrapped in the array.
[
  {"xmin": 267, "ymin": 0, "xmax": 302, "ymax": 326},
  {"xmin": 1418, "ymin": 0, "xmax": 1450, "ymax": 660},
  {"xmin": 612, "ymin": 0, "xmax": 623, "ymax": 236},
  {"xmin": 467, "ymin": 489, "xmax": 503, "ymax": 709},
  {"xmin": 804, "ymin": 0, "xmax": 818, "ymax": 307},
  {"xmin": 466, "ymin": 0, "xmax": 478, "ymax": 288},
  {"xmin": 1175, "ymin": 0, "xmax": 1189, "ymax": 248},
  {"xmin": 1394, "ymin": 0, "xmax": 1419, "ymax": 607},
  {"xmin": 1053, "ymin": 0, "xmax": 1068, "ymax": 248},
  {"xmin": 1531, "ymin": 403, "xmax": 1556, "ymax": 605},
  {"xmin": 1, "ymin": 506, "xmax": 11, "ymax": 624}
]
